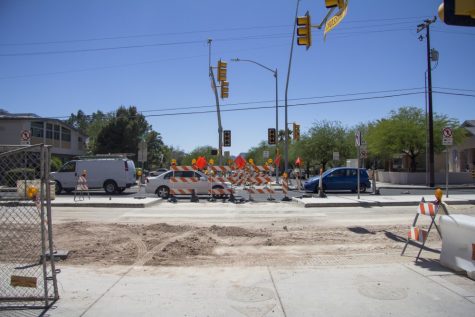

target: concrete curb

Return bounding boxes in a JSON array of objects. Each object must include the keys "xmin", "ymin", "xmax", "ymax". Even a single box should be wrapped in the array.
[
  {"xmin": 292, "ymin": 197, "xmax": 475, "ymax": 208},
  {"xmin": 51, "ymin": 198, "xmax": 163, "ymax": 208}
]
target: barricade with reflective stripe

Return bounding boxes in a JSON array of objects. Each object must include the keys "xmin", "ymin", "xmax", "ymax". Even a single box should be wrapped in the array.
[
  {"xmin": 208, "ymin": 188, "xmax": 234, "ymax": 195},
  {"xmin": 401, "ymin": 197, "xmax": 446, "ymax": 261},
  {"xmin": 252, "ymin": 165, "xmax": 274, "ymax": 173},
  {"xmin": 418, "ymin": 202, "xmax": 437, "ymax": 216},
  {"xmin": 170, "ymin": 177, "xmax": 199, "ymax": 183},
  {"xmin": 170, "ymin": 189, "xmax": 195, "ymax": 195},
  {"xmin": 208, "ymin": 166, "xmax": 233, "ymax": 173},
  {"xmin": 76, "ymin": 176, "xmax": 88, "ymax": 190},
  {"xmin": 170, "ymin": 166, "xmax": 195, "ymax": 171},
  {"xmin": 282, "ymin": 178, "xmax": 289, "ymax": 196},
  {"xmin": 408, "ymin": 226, "xmax": 428, "ymax": 243},
  {"xmin": 246, "ymin": 176, "xmax": 272, "ymax": 185},
  {"xmin": 245, "ymin": 188, "xmax": 275, "ymax": 195}
]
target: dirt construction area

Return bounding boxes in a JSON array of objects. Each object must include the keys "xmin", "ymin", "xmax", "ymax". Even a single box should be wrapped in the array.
[{"xmin": 54, "ymin": 201, "xmax": 471, "ymax": 266}]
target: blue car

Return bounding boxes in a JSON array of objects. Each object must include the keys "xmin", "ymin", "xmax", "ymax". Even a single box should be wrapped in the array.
[{"xmin": 303, "ymin": 167, "xmax": 371, "ymax": 193}]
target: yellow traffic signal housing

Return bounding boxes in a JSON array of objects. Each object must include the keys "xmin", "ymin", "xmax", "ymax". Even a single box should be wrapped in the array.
[
  {"xmin": 223, "ymin": 130, "xmax": 231, "ymax": 147},
  {"xmin": 293, "ymin": 123, "xmax": 300, "ymax": 141},
  {"xmin": 268, "ymin": 128, "xmax": 276, "ymax": 145},
  {"xmin": 325, "ymin": 0, "xmax": 345, "ymax": 8},
  {"xmin": 439, "ymin": 0, "xmax": 475, "ymax": 26},
  {"xmin": 220, "ymin": 81, "xmax": 229, "ymax": 99},
  {"xmin": 296, "ymin": 12, "xmax": 311, "ymax": 48},
  {"xmin": 217, "ymin": 60, "xmax": 227, "ymax": 82}
]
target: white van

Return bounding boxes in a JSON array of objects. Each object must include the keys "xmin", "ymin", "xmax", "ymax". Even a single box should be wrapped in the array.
[{"xmin": 51, "ymin": 158, "xmax": 136, "ymax": 194}]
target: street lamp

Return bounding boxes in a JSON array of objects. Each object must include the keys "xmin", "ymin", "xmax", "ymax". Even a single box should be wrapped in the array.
[{"xmin": 231, "ymin": 58, "xmax": 279, "ymax": 181}]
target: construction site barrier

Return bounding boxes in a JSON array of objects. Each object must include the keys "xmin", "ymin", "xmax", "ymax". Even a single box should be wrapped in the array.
[
  {"xmin": 401, "ymin": 198, "xmax": 448, "ymax": 261},
  {"xmin": 74, "ymin": 175, "xmax": 90, "ymax": 201},
  {"xmin": 439, "ymin": 214, "xmax": 475, "ymax": 279}
]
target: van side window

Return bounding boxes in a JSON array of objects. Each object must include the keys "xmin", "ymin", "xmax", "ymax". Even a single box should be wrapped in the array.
[{"xmin": 60, "ymin": 162, "xmax": 76, "ymax": 173}]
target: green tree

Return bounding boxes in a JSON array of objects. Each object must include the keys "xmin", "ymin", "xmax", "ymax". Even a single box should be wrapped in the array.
[
  {"xmin": 95, "ymin": 106, "xmax": 149, "ymax": 159},
  {"xmin": 145, "ymin": 130, "xmax": 166, "ymax": 169},
  {"xmin": 299, "ymin": 121, "xmax": 353, "ymax": 171},
  {"xmin": 182, "ymin": 146, "xmax": 218, "ymax": 165},
  {"xmin": 246, "ymin": 141, "xmax": 277, "ymax": 166},
  {"xmin": 366, "ymin": 106, "xmax": 464, "ymax": 172}
]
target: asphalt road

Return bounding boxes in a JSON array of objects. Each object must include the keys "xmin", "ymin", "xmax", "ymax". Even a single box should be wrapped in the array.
[{"xmin": 54, "ymin": 184, "xmax": 474, "ymax": 203}]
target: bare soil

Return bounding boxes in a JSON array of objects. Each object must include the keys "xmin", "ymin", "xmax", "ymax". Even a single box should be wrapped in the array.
[{"xmin": 52, "ymin": 222, "xmax": 441, "ymax": 267}]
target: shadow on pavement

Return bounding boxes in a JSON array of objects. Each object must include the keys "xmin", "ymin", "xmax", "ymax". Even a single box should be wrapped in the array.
[
  {"xmin": 347, "ymin": 226, "xmax": 376, "ymax": 235},
  {"xmin": 383, "ymin": 230, "xmax": 441, "ymax": 254}
]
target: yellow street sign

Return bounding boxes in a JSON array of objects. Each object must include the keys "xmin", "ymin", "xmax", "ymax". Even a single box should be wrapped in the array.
[{"xmin": 324, "ymin": 0, "xmax": 349, "ymax": 39}]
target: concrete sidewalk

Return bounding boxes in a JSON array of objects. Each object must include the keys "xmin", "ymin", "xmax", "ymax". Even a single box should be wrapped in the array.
[{"xmin": 38, "ymin": 261, "xmax": 475, "ymax": 317}]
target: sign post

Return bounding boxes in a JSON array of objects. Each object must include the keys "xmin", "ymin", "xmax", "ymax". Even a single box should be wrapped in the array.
[
  {"xmin": 442, "ymin": 127, "xmax": 453, "ymax": 198},
  {"xmin": 355, "ymin": 131, "xmax": 361, "ymax": 199}
]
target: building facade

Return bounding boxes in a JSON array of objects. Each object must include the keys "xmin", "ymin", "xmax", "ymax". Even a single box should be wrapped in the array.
[{"xmin": 0, "ymin": 110, "xmax": 87, "ymax": 160}]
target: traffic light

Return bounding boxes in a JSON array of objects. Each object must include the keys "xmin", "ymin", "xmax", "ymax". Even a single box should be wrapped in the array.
[
  {"xmin": 325, "ymin": 0, "xmax": 345, "ymax": 8},
  {"xmin": 220, "ymin": 81, "xmax": 229, "ymax": 99},
  {"xmin": 296, "ymin": 11, "xmax": 311, "ymax": 48},
  {"xmin": 439, "ymin": 0, "xmax": 475, "ymax": 26},
  {"xmin": 293, "ymin": 123, "xmax": 300, "ymax": 141},
  {"xmin": 217, "ymin": 60, "xmax": 227, "ymax": 82},
  {"xmin": 223, "ymin": 130, "xmax": 231, "ymax": 147},
  {"xmin": 268, "ymin": 128, "xmax": 276, "ymax": 145}
]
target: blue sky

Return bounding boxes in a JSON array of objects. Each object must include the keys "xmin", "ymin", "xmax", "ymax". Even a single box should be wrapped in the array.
[{"xmin": 1, "ymin": 0, "xmax": 474, "ymax": 155}]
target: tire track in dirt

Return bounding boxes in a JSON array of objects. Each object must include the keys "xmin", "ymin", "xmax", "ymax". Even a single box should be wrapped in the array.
[{"xmin": 133, "ymin": 230, "xmax": 199, "ymax": 266}]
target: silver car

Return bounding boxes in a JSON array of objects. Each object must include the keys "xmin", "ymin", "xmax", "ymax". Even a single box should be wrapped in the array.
[{"xmin": 145, "ymin": 170, "xmax": 228, "ymax": 198}]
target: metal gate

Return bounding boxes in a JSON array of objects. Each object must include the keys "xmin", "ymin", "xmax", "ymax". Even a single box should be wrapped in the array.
[{"xmin": 0, "ymin": 144, "xmax": 59, "ymax": 310}]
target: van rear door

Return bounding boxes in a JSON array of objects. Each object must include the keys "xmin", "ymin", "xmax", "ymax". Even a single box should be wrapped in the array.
[{"xmin": 125, "ymin": 160, "xmax": 136, "ymax": 186}]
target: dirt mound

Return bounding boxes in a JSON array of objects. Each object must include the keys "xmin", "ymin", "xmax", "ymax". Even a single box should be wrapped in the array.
[
  {"xmin": 209, "ymin": 225, "xmax": 268, "ymax": 237},
  {"xmin": 145, "ymin": 223, "xmax": 192, "ymax": 234}
]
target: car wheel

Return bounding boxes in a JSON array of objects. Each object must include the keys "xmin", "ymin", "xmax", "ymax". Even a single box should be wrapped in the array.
[
  {"xmin": 157, "ymin": 186, "xmax": 170, "ymax": 199},
  {"xmin": 104, "ymin": 180, "xmax": 118, "ymax": 194},
  {"xmin": 360, "ymin": 183, "xmax": 367, "ymax": 193},
  {"xmin": 212, "ymin": 185, "xmax": 225, "ymax": 199},
  {"xmin": 55, "ymin": 181, "xmax": 62, "ymax": 195}
]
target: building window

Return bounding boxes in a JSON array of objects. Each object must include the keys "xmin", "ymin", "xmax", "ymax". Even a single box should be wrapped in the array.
[
  {"xmin": 46, "ymin": 123, "xmax": 53, "ymax": 139},
  {"xmin": 61, "ymin": 127, "xmax": 71, "ymax": 142},
  {"xmin": 31, "ymin": 121, "xmax": 44, "ymax": 138},
  {"xmin": 53, "ymin": 125, "xmax": 60, "ymax": 140}
]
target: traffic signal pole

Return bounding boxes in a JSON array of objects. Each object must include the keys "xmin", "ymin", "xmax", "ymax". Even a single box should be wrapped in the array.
[
  {"xmin": 284, "ymin": 0, "xmax": 301, "ymax": 172},
  {"xmin": 208, "ymin": 39, "xmax": 223, "ymax": 166}
]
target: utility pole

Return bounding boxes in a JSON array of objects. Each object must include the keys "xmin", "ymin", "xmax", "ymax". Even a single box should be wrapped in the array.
[
  {"xmin": 417, "ymin": 17, "xmax": 436, "ymax": 187},
  {"xmin": 208, "ymin": 39, "xmax": 223, "ymax": 165}
]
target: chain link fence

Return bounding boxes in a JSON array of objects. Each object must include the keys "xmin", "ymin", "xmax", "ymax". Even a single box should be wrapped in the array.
[{"xmin": 0, "ymin": 144, "xmax": 59, "ymax": 310}]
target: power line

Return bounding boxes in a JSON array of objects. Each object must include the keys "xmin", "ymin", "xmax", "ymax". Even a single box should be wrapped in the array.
[
  {"xmin": 0, "ymin": 16, "xmax": 427, "ymax": 47},
  {"xmin": 141, "ymin": 87, "xmax": 427, "ymax": 113},
  {"xmin": 143, "ymin": 92, "xmax": 426, "ymax": 118},
  {"xmin": 47, "ymin": 87, "xmax": 474, "ymax": 120}
]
